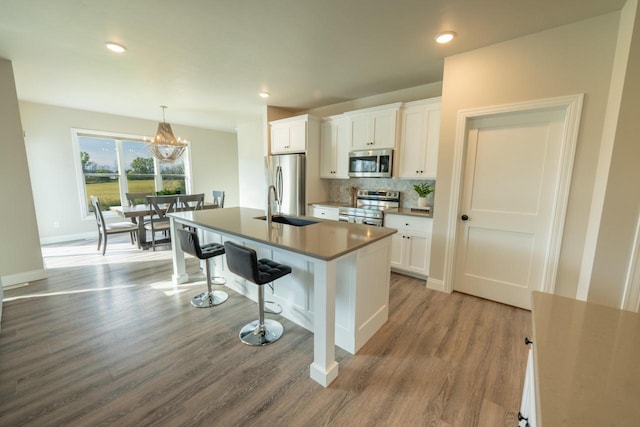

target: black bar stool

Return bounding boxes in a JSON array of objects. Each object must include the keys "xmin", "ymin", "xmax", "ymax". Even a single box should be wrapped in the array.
[
  {"xmin": 224, "ymin": 241, "xmax": 291, "ymax": 346},
  {"xmin": 177, "ymin": 229, "xmax": 229, "ymax": 308}
]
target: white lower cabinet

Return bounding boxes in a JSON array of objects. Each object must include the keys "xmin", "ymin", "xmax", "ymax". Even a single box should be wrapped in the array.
[
  {"xmin": 384, "ymin": 214, "xmax": 432, "ymax": 277},
  {"xmin": 519, "ymin": 346, "xmax": 537, "ymax": 427},
  {"xmin": 309, "ymin": 205, "xmax": 340, "ymax": 221}
]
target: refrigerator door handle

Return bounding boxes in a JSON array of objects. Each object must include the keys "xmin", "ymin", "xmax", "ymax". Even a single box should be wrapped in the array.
[{"xmin": 276, "ymin": 166, "xmax": 283, "ymax": 206}]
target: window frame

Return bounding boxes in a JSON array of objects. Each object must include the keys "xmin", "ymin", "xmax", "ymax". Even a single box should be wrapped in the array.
[{"xmin": 71, "ymin": 128, "xmax": 193, "ymax": 219}]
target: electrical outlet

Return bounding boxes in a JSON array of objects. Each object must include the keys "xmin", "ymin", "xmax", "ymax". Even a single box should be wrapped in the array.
[{"xmin": 53, "ymin": 221, "xmax": 60, "ymax": 229}]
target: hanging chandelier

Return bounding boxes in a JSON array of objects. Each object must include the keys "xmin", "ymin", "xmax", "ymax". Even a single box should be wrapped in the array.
[{"xmin": 146, "ymin": 105, "xmax": 188, "ymax": 163}]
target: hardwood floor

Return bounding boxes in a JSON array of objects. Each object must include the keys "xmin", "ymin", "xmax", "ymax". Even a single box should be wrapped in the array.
[{"xmin": 0, "ymin": 236, "xmax": 531, "ymax": 426}]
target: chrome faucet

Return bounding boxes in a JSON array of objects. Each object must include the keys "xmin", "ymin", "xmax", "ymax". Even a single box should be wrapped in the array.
[{"xmin": 267, "ymin": 184, "xmax": 279, "ymax": 226}]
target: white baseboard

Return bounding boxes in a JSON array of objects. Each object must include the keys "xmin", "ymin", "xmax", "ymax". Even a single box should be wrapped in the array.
[
  {"xmin": 391, "ymin": 268, "xmax": 427, "ymax": 281},
  {"xmin": 2, "ymin": 268, "xmax": 47, "ymax": 288},
  {"xmin": 427, "ymin": 277, "xmax": 447, "ymax": 293},
  {"xmin": 39, "ymin": 232, "xmax": 94, "ymax": 245}
]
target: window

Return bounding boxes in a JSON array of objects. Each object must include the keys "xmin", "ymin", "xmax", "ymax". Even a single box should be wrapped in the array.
[{"xmin": 72, "ymin": 129, "xmax": 191, "ymax": 217}]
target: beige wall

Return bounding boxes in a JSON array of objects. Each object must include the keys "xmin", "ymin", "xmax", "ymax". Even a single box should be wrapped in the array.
[
  {"xmin": 590, "ymin": 1, "xmax": 640, "ymax": 307},
  {"xmin": 236, "ymin": 119, "xmax": 267, "ymax": 210},
  {"xmin": 433, "ymin": 12, "xmax": 620, "ymax": 299},
  {"xmin": 19, "ymin": 101, "xmax": 238, "ymax": 243},
  {"xmin": 0, "ymin": 60, "xmax": 45, "ymax": 286}
]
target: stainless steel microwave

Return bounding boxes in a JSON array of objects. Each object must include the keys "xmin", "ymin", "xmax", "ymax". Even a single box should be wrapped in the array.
[{"xmin": 348, "ymin": 149, "xmax": 393, "ymax": 178}]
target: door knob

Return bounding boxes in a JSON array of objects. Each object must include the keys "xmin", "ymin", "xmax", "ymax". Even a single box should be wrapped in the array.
[{"xmin": 461, "ymin": 214, "xmax": 469, "ymax": 221}]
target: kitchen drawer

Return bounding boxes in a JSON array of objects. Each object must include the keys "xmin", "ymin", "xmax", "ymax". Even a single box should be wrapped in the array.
[
  {"xmin": 384, "ymin": 214, "xmax": 432, "ymax": 234},
  {"xmin": 310, "ymin": 205, "xmax": 340, "ymax": 221}
]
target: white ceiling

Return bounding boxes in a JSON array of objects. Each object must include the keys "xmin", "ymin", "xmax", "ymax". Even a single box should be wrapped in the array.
[{"xmin": 0, "ymin": 0, "xmax": 626, "ymax": 132}]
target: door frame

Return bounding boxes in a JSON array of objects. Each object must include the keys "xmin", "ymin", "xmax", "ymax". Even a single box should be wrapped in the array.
[
  {"xmin": 622, "ymin": 213, "xmax": 640, "ymax": 312},
  {"xmin": 442, "ymin": 94, "xmax": 584, "ymax": 296}
]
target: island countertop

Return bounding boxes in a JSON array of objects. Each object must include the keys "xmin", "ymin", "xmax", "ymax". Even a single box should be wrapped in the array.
[
  {"xmin": 169, "ymin": 207, "xmax": 396, "ymax": 261},
  {"xmin": 532, "ymin": 291, "xmax": 640, "ymax": 426}
]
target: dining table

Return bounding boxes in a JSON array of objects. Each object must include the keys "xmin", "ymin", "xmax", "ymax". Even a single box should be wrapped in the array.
[{"xmin": 110, "ymin": 202, "xmax": 218, "ymax": 249}]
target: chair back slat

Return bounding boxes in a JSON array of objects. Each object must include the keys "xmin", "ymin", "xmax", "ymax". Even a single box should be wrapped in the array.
[
  {"xmin": 90, "ymin": 195, "xmax": 106, "ymax": 229},
  {"xmin": 212, "ymin": 191, "xmax": 225, "ymax": 208},
  {"xmin": 179, "ymin": 194, "xmax": 205, "ymax": 211},
  {"xmin": 125, "ymin": 192, "xmax": 153, "ymax": 207},
  {"xmin": 146, "ymin": 195, "xmax": 178, "ymax": 219}
]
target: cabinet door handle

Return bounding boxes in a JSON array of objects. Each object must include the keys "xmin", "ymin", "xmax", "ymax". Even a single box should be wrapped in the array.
[
  {"xmin": 461, "ymin": 214, "xmax": 469, "ymax": 221},
  {"xmin": 518, "ymin": 412, "xmax": 530, "ymax": 426},
  {"xmin": 524, "ymin": 337, "xmax": 533, "ymax": 345}
]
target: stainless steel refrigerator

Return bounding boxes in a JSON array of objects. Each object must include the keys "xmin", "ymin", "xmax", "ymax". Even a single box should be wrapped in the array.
[{"xmin": 265, "ymin": 153, "xmax": 306, "ymax": 216}]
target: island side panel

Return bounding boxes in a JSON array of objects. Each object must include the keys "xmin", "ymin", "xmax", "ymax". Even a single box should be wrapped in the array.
[{"xmin": 354, "ymin": 236, "xmax": 391, "ymax": 352}]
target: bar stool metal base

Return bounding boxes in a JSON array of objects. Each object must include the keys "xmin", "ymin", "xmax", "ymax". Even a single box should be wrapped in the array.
[
  {"xmin": 191, "ymin": 290, "xmax": 229, "ymax": 308},
  {"xmin": 239, "ymin": 319, "xmax": 284, "ymax": 346}
]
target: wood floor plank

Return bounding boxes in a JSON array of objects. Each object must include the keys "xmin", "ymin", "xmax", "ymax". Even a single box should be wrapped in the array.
[{"xmin": 0, "ymin": 235, "xmax": 531, "ymax": 426}]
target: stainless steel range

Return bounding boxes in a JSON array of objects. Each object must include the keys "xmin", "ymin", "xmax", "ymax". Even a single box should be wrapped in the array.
[{"xmin": 338, "ymin": 189, "xmax": 400, "ymax": 227}]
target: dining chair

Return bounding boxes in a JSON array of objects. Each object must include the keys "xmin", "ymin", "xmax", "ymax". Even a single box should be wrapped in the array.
[
  {"xmin": 144, "ymin": 195, "xmax": 178, "ymax": 251},
  {"xmin": 179, "ymin": 193, "xmax": 205, "ymax": 211},
  {"xmin": 212, "ymin": 190, "xmax": 225, "ymax": 208},
  {"xmin": 90, "ymin": 196, "xmax": 139, "ymax": 255},
  {"xmin": 124, "ymin": 191, "xmax": 154, "ymax": 245},
  {"xmin": 125, "ymin": 192, "xmax": 153, "ymax": 207}
]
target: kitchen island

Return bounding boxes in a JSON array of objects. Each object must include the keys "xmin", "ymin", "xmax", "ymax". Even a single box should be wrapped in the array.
[
  {"xmin": 522, "ymin": 292, "xmax": 640, "ymax": 425},
  {"xmin": 169, "ymin": 207, "xmax": 396, "ymax": 387}
]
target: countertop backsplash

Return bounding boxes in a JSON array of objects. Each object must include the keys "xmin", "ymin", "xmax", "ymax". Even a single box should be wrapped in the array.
[{"xmin": 327, "ymin": 178, "xmax": 435, "ymax": 210}]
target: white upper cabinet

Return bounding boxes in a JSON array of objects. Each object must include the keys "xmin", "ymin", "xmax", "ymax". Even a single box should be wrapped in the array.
[
  {"xmin": 346, "ymin": 103, "xmax": 401, "ymax": 150},
  {"xmin": 398, "ymin": 98, "xmax": 441, "ymax": 179},
  {"xmin": 320, "ymin": 115, "xmax": 349, "ymax": 179},
  {"xmin": 270, "ymin": 115, "xmax": 314, "ymax": 154}
]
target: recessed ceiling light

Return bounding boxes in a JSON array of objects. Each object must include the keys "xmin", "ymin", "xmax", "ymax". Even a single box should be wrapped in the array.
[
  {"xmin": 259, "ymin": 91, "xmax": 270, "ymax": 98},
  {"xmin": 106, "ymin": 42, "xmax": 126, "ymax": 53},
  {"xmin": 434, "ymin": 32, "xmax": 456, "ymax": 44}
]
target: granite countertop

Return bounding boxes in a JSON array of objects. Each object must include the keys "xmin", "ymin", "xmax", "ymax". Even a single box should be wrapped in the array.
[
  {"xmin": 532, "ymin": 291, "xmax": 640, "ymax": 426},
  {"xmin": 169, "ymin": 207, "xmax": 396, "ymax": 261}
]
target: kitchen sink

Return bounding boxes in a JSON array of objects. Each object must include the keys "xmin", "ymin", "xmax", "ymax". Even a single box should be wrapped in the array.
[{"xmin": 254, "ymin": 215, "xmax": 318, "ymax": 227}]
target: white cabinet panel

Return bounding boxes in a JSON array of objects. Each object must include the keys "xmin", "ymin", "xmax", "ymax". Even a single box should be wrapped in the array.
[
  {"xmin": 519, "ymin": 347, "xmax": 537, "ymax": 427},
  {"xmin": 398, "ymin": 98, "xmax": 441, "ymax": 179},
  {"xmin": 310, "ymin": 205, "xmax": 340, "ymax": 221},
  {"xmin": 270, "ymin": 115, "xmax": 311, "ymax": 154},
  {"xmin": 347, "ymin": 103, "xmax": 400, "ymax": 150},
  {"xmin": 320, "ymin": 116, "xmax": 349, "ymax": 179},
  {"xmin": 384, "ymin": 214, "xmax": 432, "ymax": 277}
]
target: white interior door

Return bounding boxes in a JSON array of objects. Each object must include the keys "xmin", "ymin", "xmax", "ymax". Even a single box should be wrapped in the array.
[{"xmin": 454, "ymin": 108, "xmax": 566, "ymax": 309}]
